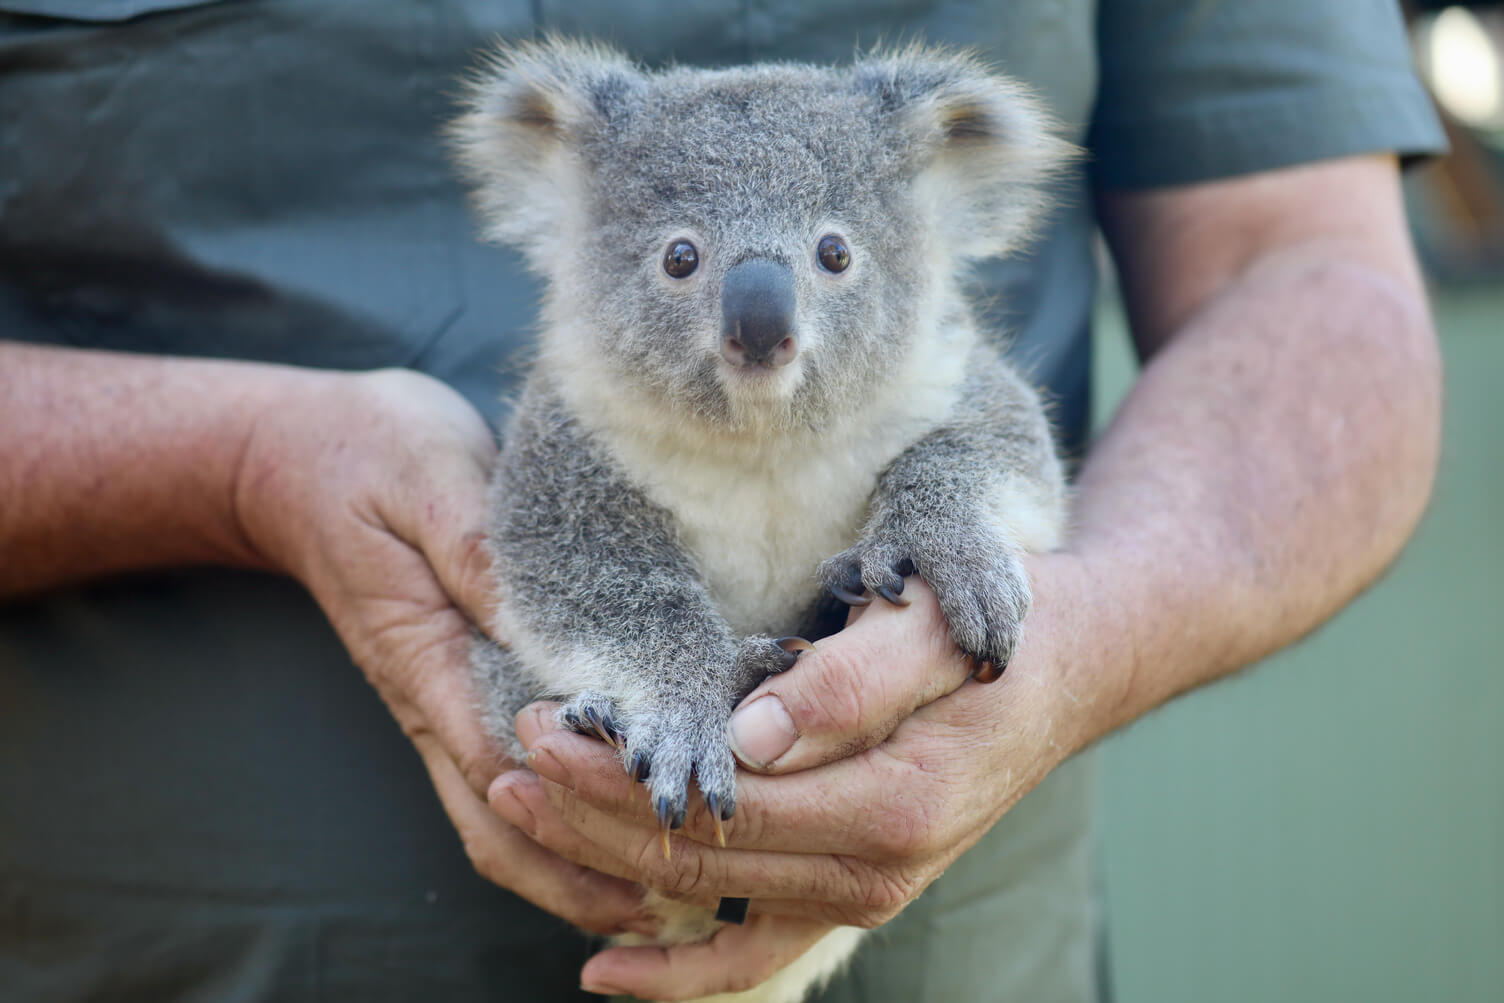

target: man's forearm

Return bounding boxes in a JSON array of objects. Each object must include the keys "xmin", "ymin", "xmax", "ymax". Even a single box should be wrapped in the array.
[
  {"xmin": 0, "ymin": 343, "xmax": 295, "ymax": 597},
  {"xmin": 1059, "ymin": 246, "xmax": 1440, "ymax": 744}
]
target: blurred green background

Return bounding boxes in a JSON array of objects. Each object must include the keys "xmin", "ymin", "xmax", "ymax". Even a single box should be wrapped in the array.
[
  {"xmin": 1091, "ymin": 261, "xmax": 1503, "ymax": 1002},
  {"xmin": 1092, "ymin": 10, "xmax": 1503, "ymax": 1000}
]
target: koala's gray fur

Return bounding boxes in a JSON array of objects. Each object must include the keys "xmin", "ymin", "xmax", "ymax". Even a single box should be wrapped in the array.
[{"xmin": 451, "ymin": 37, "xmax": 1073, "ymax": 1003}]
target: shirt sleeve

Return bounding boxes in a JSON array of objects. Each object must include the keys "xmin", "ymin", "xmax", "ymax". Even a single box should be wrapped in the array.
[{"xmin": 1088, "ymin": 0, "xmax": 1447, "ymax": 189}]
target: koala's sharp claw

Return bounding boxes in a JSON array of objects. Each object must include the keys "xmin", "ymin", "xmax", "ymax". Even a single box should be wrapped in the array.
[
  {"xmin": 582, "ymin": 706, "xmax": 619, "ymax": 747},
  {"xmin": 827, "ymin": 583, "xmax": 872, "ymax": 606},
  {"xmin": 560, "ymin": 694, "xmax": 625, "ymax": 746},
  {"xmin": 972, "ymin": 658, "xmax": 1003, "ymax": 683},
  {"xmin": 652, "ymin": 793, "xmax": 688, "ymax": 860},
  {"xmin": 628, "ymin": 751, "xmax": 651, "ymax": 783},
  {"xmin": 654, "ymin": 796, "xmax": 679, "ymax": 859},
  {"xmin": 709, "ymin": 808, "xmax": 727, "ymax": 847},
  {"xmin": 876, "ymin": 584, "xmax": 910, "ymax": 606},
  {"xmin": 771, "ymin": 635, "xmax": 813, "ymax": 671},
  {"xmin": 603, "ymin": 714, "xmax": 625, "ymax": 748},
  {"xmin": 823, "ymin": 558, "xmax": 872, "ymax": 606},
  {"xmin": 704, "ymin": 791, "xmax": 734, "ymax": 847},
  {"xmin": 895, "ymin": 557, "xmax": 916, "ymax": 577}
]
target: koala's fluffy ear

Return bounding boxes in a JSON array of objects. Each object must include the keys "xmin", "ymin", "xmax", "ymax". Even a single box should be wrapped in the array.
[
  {"xmin": 856, "ymin": 48, "xmax": 1078, "ymax": 261},
  {"xmin": 449, "ymin": 38, "xmax": 640, "ymax": 255}
]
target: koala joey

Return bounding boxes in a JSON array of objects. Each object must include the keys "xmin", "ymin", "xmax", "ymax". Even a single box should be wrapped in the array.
[{"xmin": 452, "ymin": 37, "xmax": 1073, "ymax": 1003}]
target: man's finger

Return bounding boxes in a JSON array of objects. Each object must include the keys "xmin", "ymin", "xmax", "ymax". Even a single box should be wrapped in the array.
[
  {"xmin": 579, "ymin": 914, "xmax": 838, "ymax": 1000},
  {"xmin": 517, "ymin": 696, "xmax": 983, "ymax": 862},
  {"xmin": 489, "ymin": 767, "xmax": 914, "ymax": 919},
  {"xmin": 412, "ymin": 730, "xmax": 655, "ymax": 937},
  {"xmin": 405, "ymin": 452, "xmax": 499, "ymax": 635},
  {"xmin": 727, "ymin": 579, "xmax": 970, "ymax": 774},
  {"xmin": 386, "ymin": 605, "xmax": 510, "ymax": 798},
  {"xmin": 516, "ymin": 721, "xmax": 940, "ymax": 860}
]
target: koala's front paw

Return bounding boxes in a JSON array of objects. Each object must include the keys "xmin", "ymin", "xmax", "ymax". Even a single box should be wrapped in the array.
[{"xmin": 819, "ymin": 526, "xmax": 1031, "ymax": 682}]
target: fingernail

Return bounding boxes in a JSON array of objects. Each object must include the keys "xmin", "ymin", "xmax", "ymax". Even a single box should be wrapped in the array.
[
  {"xmin": 728, "ymin": 695, "xmax": 797, "ymax": 769},
  {"xmin": 581, "ymin": 982, "xmax": 626, "ymax": 997},
  {"xmin": 528, "ymin": 747, "xmax": 573, "ymax": 789}
]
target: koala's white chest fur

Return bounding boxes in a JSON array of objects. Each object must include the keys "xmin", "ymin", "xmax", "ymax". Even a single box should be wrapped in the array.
[
  {"xmin": 551, "ymin": 333, "xmax": 971, "ymax": 635},
  {"xmin": 613, "ymin": 414, "xmax": 917, "ymax": 634}
]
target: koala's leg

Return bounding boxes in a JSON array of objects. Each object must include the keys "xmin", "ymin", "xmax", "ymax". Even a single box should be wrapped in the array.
[
  {"xmin": 819, "ymin": 345, "xmax": 1068, "ymax": 678},
  {"xmin": 467, "ymin": 636, "xmax": 539, "ymax": 762},
  {"xmin": 479, "ymin": 383, "xmax": 803, "ymax": 849}
]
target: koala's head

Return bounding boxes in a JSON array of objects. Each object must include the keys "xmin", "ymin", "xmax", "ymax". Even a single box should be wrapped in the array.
[{"xmin": 451, "ymin": 38, "xmax": 1072, "ymax": 430}]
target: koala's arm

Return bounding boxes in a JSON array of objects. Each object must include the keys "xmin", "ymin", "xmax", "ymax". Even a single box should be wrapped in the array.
[
  {"xmin": 481, "ymin": 381, "xmax": 791, "ymax": 827},
  {"xmin": 821, "ymin": 345, "xmax": 1066, "ymax": 676}
]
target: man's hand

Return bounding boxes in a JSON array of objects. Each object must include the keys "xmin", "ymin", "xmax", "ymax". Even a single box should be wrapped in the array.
[
  {"xmin": 231, "ymin": 366, "xmax": 655, "ymax": 936},
  {"xmin": 490, "ymin": 556, "xmax": 1107, "ymax": 998},
  {"xmin": 0, "ymin": 348, "xmax": 653, "ymax": 938}
]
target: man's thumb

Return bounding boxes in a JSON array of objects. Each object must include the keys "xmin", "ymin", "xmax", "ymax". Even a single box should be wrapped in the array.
[{"xmin": 727, "ymin": 581, "xmax": 971, "ymax": 774}]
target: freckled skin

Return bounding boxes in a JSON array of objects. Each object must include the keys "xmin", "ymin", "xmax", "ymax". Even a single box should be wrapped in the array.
[{"xmin": 451, "ymin": 38, "xmax": 1072, "ymax": 1003}]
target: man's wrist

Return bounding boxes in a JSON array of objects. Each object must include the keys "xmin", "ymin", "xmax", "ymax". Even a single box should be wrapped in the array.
[
  {"xmin": 224, "ymin": 364, "xmax": 355, "ymax": 583},
  {"xmin": 1017, "ymin": 549, "xmax": 1139, "ymax": 758}
]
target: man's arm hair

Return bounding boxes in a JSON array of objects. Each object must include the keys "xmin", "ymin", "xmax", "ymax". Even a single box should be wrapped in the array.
[
  {"xmin": 0, "ymin": 345, "xmax": 289, "ymax": 597},
  {"xmin": 1073, "ymin": 153, "xmax": 1441, "ymax": 734}
]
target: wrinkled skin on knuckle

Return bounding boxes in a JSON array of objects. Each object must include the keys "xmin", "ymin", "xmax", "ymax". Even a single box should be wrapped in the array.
[
  {"xmin": 629, "ymin": 832, "xmax": 707, "ymax": 898},
  {"xmin": 683, "ymin": 794, "xmax": 752, "ymax": 849},
  {"xmin": 865, "ymin": 876, "xmax": 917, "ymax": 927},
  {"xmin": 455, "ymin": 749, "xmax": 500, "ymax": 794},
  {"xmin": 718, "ymin": 963, "xmax": 776, "ymax": 998},
  {"xmin": 566, "ymin": 885, "xmax": 628, "ymax": 936},
  {"xmin": 795, "ymin": 647, "xmax": 884, "ymax": 741},
  {"xmin": 832, "ymin": 857, "xmax": 915, "ymax": 928},
  {"xmin": 455, "ymin": 528, "xmax": 496, "ymax": 603},
  {"xmin": 392, "ymin": 706, "xmax": 434, "ymax": 746},
  {"xmin": 464, "ymin": 833, "xmax": 506, "ymax": 886},
  {"xmin": 667, "ymin": 848, "xmax": 714, "ymax": 900},
  {"xmin": 724, "ymin": 798, "xmax": 767, "ymax": 847},
  {"xmin": 869, "ymin": 796, "xmax": 943, "ymax": 862}
]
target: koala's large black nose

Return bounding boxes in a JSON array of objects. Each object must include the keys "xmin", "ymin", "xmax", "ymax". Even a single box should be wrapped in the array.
[{"xmin": 720, "ymin": 258, "xmax": 797, "ymax": 368}]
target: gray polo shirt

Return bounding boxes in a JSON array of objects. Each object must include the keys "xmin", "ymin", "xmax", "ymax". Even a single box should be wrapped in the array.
[{"xmin": 0, "ymin": 2, "xmax": 1441, "ymax": 1000}]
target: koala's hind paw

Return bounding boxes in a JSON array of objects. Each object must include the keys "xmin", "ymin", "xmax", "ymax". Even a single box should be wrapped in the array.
[
  {"xmin": 626, "ymin": 708, "xmax": 739, "ymax": 860},
  {"xmin": 820, "ymin": 533, "xmax": 1030, "ymax": 681},
  {"xmin": 559, "ymin": 694, "xmax": 742, "ymax": 860},
  {"xmin": 558, "ymin": 691, "xmax": 625, "ymax": 749}
]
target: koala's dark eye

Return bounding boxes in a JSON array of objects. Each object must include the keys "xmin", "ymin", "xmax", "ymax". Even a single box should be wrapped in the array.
[
  {"xmin": 663, "ymin": 240, "xmax": 699, "ymax": 278},
  {"xmin": 817, "ymin": 234, "xmax": 851, "ymax": 273}
]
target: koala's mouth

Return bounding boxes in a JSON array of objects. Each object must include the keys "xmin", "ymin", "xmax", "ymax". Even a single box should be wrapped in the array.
[
  {"xmin": 715, "ymin": 349, "xmax": 805, "ymax": 397},
  {"xmin": 721, "ymin": 333, "xmax": 798, "ymax": 369}
]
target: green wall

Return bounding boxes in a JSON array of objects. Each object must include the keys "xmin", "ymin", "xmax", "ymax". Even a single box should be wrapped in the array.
[{"xmin": 1093, "ymin": 286, "xmax": 1504, "ymax": 1002}]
